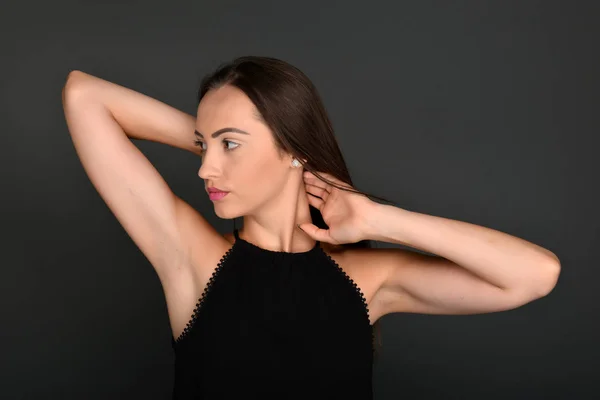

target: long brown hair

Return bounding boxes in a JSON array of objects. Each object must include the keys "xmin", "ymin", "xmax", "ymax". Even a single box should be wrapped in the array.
[{"xmin": 197, "ymin": 55, "xmax": 399, "ymax": 363}]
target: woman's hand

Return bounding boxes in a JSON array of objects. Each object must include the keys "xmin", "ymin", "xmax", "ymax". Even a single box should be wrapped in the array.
[{"xmin": 298, "ymin": 171, "xmax": 378, "ymax": 245}]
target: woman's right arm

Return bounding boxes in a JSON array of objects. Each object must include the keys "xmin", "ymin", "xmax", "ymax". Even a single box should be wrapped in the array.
[{"xmin": 62, "ymin": 71, "xmax": 221, "ymax": 282}]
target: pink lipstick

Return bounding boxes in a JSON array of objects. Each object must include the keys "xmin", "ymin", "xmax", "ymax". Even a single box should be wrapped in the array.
[
  {"xmin": 209, "ymin": 191, "xmax": 228, "ymax": 201},
  {"xmin": 207, "ymin": 187, "xmax": 229, "ymax": 201}
]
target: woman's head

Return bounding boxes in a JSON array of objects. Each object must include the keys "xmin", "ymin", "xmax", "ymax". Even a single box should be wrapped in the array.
[{"xmin": 195, "ymin": 56, "xmax": 344, "ymax": 225}]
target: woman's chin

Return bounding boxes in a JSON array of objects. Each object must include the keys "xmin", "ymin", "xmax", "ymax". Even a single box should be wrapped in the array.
[{"xmin": 213, "ymin": 204, "xmax": 240, "ymax": 220}]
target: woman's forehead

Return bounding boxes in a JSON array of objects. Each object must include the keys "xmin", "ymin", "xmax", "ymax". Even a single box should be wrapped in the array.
[{"xmin": 198, "ymin": 86, "xmax": 260, "ymax": 122}]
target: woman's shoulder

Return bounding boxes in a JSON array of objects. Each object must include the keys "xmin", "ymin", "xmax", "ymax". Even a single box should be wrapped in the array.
[{"xmin": 223, "ymin": 232, "xmax": 236, "ymax": 245}]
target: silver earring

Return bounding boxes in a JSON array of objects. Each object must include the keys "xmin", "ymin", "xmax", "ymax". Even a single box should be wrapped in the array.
[{"xmin": 291, "ymin": 159, "xmax": 301, "ymax": 168}]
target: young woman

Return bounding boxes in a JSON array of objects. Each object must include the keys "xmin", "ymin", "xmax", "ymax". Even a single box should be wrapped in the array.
[{"xmin": 62, "ymin": 56, "xmax": 560, "ymax": 399}]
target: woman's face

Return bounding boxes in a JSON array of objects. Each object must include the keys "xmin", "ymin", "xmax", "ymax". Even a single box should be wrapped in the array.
[{"xmin": 195, "ymin": 84, "xmax": 296, "ymax": 219}]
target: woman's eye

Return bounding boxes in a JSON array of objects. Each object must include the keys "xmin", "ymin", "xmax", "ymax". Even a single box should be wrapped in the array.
[{"xmin": 225, "ymin": 140, "xmax": 239, "ymax": 151}]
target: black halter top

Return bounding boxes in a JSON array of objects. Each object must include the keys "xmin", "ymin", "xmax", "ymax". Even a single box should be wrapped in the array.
[{"xmin": 170, "ymin": 228, "xmax": 374, "ymax": 399}]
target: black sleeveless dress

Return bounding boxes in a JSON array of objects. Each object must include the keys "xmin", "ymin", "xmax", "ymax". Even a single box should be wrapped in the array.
[{"xmin": 170, "ymin": 229, "xmax": 374, "ymax": 399}]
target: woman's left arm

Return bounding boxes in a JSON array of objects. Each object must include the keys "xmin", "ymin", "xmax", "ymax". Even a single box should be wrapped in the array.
[
  {"xmin": 300, "ymin": 170, "xmax": 560, "ymax": 315},
  {"xmin": 362, "ymin": 203, "xmax": 560, "ymax": 315}
]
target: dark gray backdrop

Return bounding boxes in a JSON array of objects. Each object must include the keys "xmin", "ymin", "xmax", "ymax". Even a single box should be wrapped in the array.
[{"xmin": 2, "ymin": 1, "xmax": 598, "ymax": 399}]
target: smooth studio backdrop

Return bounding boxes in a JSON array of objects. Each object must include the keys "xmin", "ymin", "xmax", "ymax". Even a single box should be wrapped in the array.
[{"xmin": 2, "ymin": 1, "xmax": 598, "ymax": 399}]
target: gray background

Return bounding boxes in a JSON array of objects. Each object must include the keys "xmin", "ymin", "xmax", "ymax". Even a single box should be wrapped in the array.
[{"xmin": 2, "ymin": 0, "xmax": 598, "ymax": 399}]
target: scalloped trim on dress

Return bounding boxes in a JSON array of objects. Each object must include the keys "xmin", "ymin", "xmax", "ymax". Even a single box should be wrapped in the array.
[
  {"xmin": 174, "ymin": 245, "xmax": 236, "ymax": 344},
  {"xmin": 320, "ymin": 248, "xmax": 376, "ymax": 354}
]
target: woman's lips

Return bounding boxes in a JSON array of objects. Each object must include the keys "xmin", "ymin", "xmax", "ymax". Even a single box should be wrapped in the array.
[{"xmin": 208, "ymin": 191, "xmax": 229, "ymax": 201}]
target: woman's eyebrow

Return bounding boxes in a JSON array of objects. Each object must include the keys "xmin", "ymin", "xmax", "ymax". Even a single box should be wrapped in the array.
[{"xmin": 194, "ymin": 127, "xmax": 251, "ymax": 138}]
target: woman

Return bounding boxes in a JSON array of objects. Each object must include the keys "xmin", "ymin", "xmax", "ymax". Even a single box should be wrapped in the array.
[{"xmin": 62, "ymin": 56, "xmax": 560, "ymax": 399}]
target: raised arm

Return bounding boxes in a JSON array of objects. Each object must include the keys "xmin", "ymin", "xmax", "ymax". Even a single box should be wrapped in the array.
[{"xmin": 62, "ymin": 71, "xmax": 221, "ymax": 282}]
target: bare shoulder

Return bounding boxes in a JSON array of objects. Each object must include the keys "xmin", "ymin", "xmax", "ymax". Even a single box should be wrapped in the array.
[
  {"xmin": 223, "ymin": 231, "xmax": 236, "ymax": 245},
  {"xmin": 321, "ymin": 244, "xmax": 392, "ymax": 325}
]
